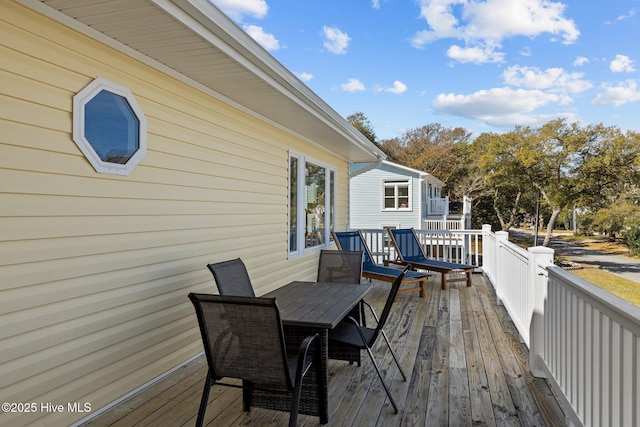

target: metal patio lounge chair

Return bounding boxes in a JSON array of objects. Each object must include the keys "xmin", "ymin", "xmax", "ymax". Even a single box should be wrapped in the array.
[
  {"xmin": 207, "ymin": 258, "xmax": 255, "ymax": 296},
  {"xmin": 328, "ymin": 265, "xmax": 411, "ymax": 414},
  {"xmin": 332, "ymin": 230, "xmax": 430, "ymax": 297},
  {"xmin": 188, "ymin": 293, "xmax": 324, "ymax": 427},
  {"xmin": 387, "ymin": 227, "xmax": 475, "ymax": 290}
]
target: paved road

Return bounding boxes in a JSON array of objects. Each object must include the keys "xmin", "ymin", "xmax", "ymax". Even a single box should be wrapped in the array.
[{"xmin": 509, "ymin": 229, "xmax": 640, "ymax": 284}]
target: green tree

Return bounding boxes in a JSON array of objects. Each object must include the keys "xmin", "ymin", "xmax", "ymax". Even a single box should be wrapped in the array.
[
  {"xmin": 346, "ymin": 112, "xmax": 377, "ymax": 143},
  {"xmin": 472, "ymin": 120, "xmax": 639, "ymax": 245},
  {"xmin": 379, "ymin": 123, "xmax": 473, "ymax": 186},
  {"xmin": 624, "ymin": 217, "xmax": 640, "ymax": 256},
  {"xmin": 475, "ymin": 128, "xmax": 538, "ymax": 231},
  {"xmin": 592, "ymin": 202, "xmax": 640, "ymax": 240},
  {"xmin": 538, "ymin": 121, "xmax": 640, "ymax": 245}
]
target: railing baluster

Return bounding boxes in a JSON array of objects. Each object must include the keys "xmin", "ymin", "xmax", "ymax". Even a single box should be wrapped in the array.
[{"xmin": 481, "ymin": 225, "xmax": 640, "ymax": 426}]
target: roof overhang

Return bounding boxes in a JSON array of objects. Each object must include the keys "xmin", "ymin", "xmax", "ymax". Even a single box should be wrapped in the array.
[
  {"xmin": 19, "ymin": 0, "xmax": 385, "ymax": 163},
  {"xmin": 382, "ymin": 161, "xmax": 445, "ymax": 186}
]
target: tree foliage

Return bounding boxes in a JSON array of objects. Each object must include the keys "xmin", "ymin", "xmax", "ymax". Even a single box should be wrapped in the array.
[
  {"xmin": 474, "ymin": 128, "xmax": 536, "ymax": 230},
  {"xmin": 624, "ymin": 217, "xmax": 640, "ymax": 256},
  {"xmin": 378, "ymin": 124, "xmax": 474, "ymax": 195},
  {"xmin": 347, "ymin": 114, "xmax": 640, "ymax": 245},
  {"xmin": 591, "ymin": 202, "xmax": 640, "ymax": 240},
  {"xmin": 533, "ymin": 121, "xmax": 640, "ymax": 245},
  {"xmin": 346, "ymin": 112, "xmax": 377, "ymax": 143}
]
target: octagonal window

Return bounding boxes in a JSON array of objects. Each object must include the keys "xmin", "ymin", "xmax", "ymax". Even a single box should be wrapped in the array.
[{"xmin": 73, "ymin": 78, "xmax": 146, "ymax": 175}]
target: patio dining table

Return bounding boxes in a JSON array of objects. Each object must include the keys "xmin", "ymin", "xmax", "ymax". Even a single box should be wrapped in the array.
[{"xmin": 255, "ymin": 280, "xmax": 372, "ymax": 424}]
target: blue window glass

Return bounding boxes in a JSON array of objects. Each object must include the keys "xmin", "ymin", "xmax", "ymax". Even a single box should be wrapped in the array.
[{"xmin": 84, "ymin": 90, "xmax": 140, "ymax": 164}]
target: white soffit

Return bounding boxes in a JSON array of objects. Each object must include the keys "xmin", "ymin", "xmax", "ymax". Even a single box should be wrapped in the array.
[{"xmin": 25, "ymin": 0, "xmax": 384, "ymax": 163}]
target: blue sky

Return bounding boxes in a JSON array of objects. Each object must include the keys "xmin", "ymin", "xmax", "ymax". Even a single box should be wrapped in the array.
[{"xmin": 211, "ymin": 0, "xmax": 639, "ymax": 140}]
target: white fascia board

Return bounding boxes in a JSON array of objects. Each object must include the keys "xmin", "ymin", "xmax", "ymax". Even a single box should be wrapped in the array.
[
  {"xmin": 158, "ymin": 0, "xmax": 384, "ymax": 160},
  {"xmin": 381, "ymin": 161, "xmax": 445, "ymax": 186}
]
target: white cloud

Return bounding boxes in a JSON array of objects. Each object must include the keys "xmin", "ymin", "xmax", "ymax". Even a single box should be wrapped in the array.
[
  {"xmin": 211, "ymin": 0, "xmax": 268, "ymax": 21},
  {"xmin": 372, "ymin": 0, "xmax": 381, "ymax": 9},
  {"xmin": 296, "ymin": 72, "xmax": 313, "ymax": 82},
  {"xmin": 340, "ymin": 78, "xmax": 366, "ymax": 92},
  {"xmin": 242, "ymin": 24, "xmax": 279, "ymax": 51},
  {"xmin": 411, "ymin": 0, "xmax": 579, "ymax": 64},
  {"xmin": 502, "ymin": 65, "xmax": 592, "ymax": 93},
  {"xmin": 520, "ymin": 46, "xmax": 532, "ymax": 57},
  {"xmin": 592, "ymin": 80, "xmax": 640, "ymax": 106},
  {"xmin": 323, "ymin": 26, "xmax": 351, "ymax": 54},
  {"xmin": 610, "ymin": 54, "xmax": 636, "ymax": 73},
  {"xmin": 432, "ymin": 87, "xmax": 573, "ymax": 126},
  {"xmin": 387, "ymin": 81, "xmax": 408, "ymax": 94},
  {"xmin": 464, "ymin": 0, "xmax": 579, "ymax": 44},
  {"xmin": 447, "ymin": 45, "xmax": 504, "ymax": 63},
  {"xmin": 606, "ymin": 8, "xmax": 637, "ymax": 24},
  {"xmin": 573, "ymin": 56, "xmax": 589, "ymax": 66}
]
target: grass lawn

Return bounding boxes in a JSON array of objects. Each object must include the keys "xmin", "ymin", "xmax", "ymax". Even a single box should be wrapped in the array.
[
  {"xmin": 554, "ymin": 235, "xmax": 640, "ymax": 307},
  {"xmin": 570, "ymin": 267, "xmax": 640, "ymax": 307},
  {"xmin": 511, "ymin": 230, "xmax": 640, "ymax": 307}
]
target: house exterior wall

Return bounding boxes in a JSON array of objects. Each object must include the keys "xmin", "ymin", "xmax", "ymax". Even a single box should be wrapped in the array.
[
  {"xmin": 0, "ymin": 3, "xmax": 348, "ymax": 425},
  {"xmin": 349, "ymin": 163, "xmax": 422, "ymax": 230}
]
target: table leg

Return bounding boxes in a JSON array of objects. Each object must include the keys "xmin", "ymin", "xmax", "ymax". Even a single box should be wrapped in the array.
[{"xmin": 317, "ymin": 330, "xmax": 329, "ymax": 424}]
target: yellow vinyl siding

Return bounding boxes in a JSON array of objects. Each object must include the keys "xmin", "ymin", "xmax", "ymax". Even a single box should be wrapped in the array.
[{"xmin": 0, "ymin": 2, "xmax": 348, "ymax": 425}]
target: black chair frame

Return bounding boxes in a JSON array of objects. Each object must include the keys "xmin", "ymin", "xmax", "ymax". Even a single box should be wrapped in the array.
[
  {"xmin": 189, "ymin": 293, "xmax": 324, "ymax": 427},
  {"xmin": 328, "ymin": 265, "xmax": 411, "ymax": 413}
]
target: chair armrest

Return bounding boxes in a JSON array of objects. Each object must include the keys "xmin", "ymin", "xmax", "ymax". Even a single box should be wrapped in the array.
[
  {"xmin": 361, "ymin": 300, "xmax": 380, "ymax": 324},
  {"xmin": 295, "ymin": 333, "xmax": 320, "ymax": 379}
]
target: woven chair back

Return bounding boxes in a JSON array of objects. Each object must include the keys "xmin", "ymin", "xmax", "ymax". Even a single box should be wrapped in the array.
[
  {"xmin": 189, "ymin": 293, "xmax": 291, "ymax": 387},
  {"xmin": 207, "ymin": 258, "xmax": 255, "ymax": 296},
  {"xmin": 317, "ymin": 250, "xmax": 363, "ymax": 284}
]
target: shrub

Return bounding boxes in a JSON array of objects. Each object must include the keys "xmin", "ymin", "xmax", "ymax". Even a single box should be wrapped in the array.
[{"xmin": 623, "ymin": 219, "xmax": 640, "ymax": 256}]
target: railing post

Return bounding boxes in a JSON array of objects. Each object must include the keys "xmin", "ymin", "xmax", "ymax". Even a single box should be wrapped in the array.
[
  {"xmin": 481, "ymin": 224, "xmax": 493, "ymax": 282},
  {"xmin": 494, "ymin": 231, "xmax": 509, "ymax": 305},
  {"xmin": 527, "ymin": 246, "xmax": 554, "ymax": 378}
]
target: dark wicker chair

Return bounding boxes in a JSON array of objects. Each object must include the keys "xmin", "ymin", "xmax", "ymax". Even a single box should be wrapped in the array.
[
  {"xmin": 188, "ymin": 293, "xmax": 324, "ymax": 427},
  {"xmin": 207, "ymin": 258, "xmax": 255, "ymax": 296},
  {"xmin": 317, "ymin": 250, "xmax": 365, "ymax": 365},
  {"xmin": 328, "ymin": 265, "xmax": 411, "ymax": 413},
  {"xmin": 316, "ymin": 249, "xmax": 363, "ymax": 284}
]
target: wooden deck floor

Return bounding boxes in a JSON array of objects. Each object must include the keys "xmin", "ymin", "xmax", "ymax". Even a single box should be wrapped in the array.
[{"xmin": 83, "ymin": 274, "xmax": 565, "ymax": 427}]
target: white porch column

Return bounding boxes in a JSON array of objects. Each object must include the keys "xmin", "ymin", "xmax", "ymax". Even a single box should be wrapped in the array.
[{"xmin": 527, "ymin": 245, "xmax": 554, "ymax": 378}]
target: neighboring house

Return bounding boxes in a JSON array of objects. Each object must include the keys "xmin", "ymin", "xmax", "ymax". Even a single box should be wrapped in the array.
[
  {"xmin": 349, "ymin": 160, "xmax": 471, "ymax": 231},
  {"xmin": 0, "ymin": 1, "xmax": 384, "ymax": 425}
]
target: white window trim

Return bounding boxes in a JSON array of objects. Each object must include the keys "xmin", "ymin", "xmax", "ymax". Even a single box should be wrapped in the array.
[
  {"xmin": 73, "ymin": 77, "xmax": 147, "ymax": 175},
  {"xmin": 288, "ymin": 151, "xmax": 336, "ymax": 258},
  {"xmin": 381, "ymin": 178, "xmax": 412, "ymax": 211}
]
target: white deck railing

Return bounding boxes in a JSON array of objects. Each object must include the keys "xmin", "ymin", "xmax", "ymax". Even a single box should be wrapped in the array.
[
  {"xmin": 482, "ymin": 226, "xmax": 640, "ymax": 427},
  {"xmin": 423, "ymin": 219, "xmax": 465, "ymax": 230},
  {"xmin": 427, "ymin": 196, "xmax": 449, "ymax": 216},
  {"xmin": 358, "ymin": 228, "xmax": 483, "ymax": 267}
]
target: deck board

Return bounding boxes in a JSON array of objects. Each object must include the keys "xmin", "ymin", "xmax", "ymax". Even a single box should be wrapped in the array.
[{"xmin": 82, "ymin": 274, "xmax": 564, "ymax": 426}]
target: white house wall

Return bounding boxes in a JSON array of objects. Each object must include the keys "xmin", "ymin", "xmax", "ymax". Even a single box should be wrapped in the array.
[{"xmin": 349, "ymin": 163, "xmax": 422, "ymax": 230}]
